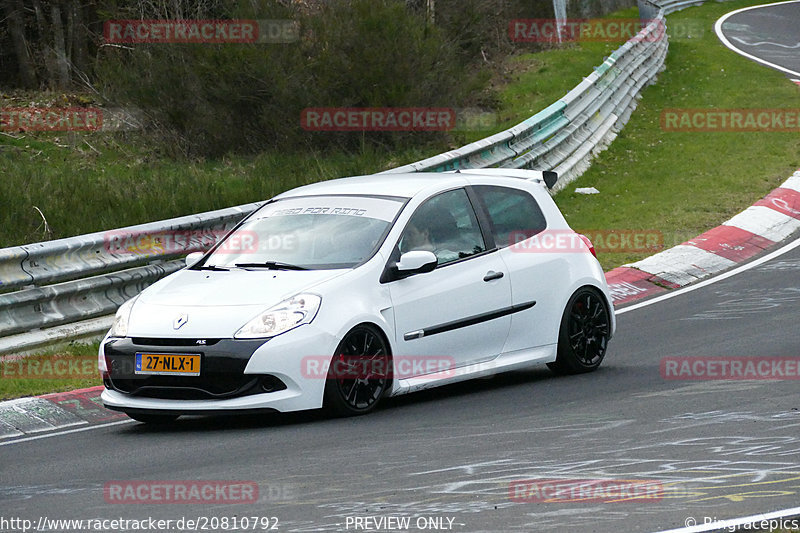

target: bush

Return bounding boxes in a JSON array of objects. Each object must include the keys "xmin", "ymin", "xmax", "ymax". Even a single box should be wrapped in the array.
[{"xmin": 95, "ymin": 0, "xmax": 489, "ymax": 157}]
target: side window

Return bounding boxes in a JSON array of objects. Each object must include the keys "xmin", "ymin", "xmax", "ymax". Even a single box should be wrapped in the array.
[
  {"xmin": 399, "ymin": 188, "xmax": 486, "ymax": 265},
  {"xmin": 473, "ymin": 185, "xmax": 547, "ymax": 248}
]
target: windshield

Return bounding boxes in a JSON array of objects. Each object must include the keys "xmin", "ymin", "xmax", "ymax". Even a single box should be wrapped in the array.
[{"xmin": 202, "ymin": 195, "xmax": 405, "ymax": 270}]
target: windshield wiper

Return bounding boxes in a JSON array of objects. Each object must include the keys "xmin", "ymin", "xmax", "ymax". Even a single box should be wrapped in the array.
[
  {"xmin": 234, "ymin": 261, "xmax": 309, "ymax": 271},
  {"xmin": 193, "ymin": 264, "xmax": 229, "ymax": 271}
]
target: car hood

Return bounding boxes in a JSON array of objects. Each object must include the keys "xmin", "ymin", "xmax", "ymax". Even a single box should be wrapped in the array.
[{"xmin": 127, "ymin": 268, "xmax": 346, "ymax": 338}]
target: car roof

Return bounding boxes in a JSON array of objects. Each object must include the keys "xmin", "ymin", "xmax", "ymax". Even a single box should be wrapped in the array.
[
  {"xmin": 268, "ymin": 170, "xmax": 567, "ymax": 229},
  {"xmin": 274, "ymin": 169, "xmax": 552, "ymax": 201},
  {"xmin": 274, "ymin": 173, "xmax": 468, "ymax": 200}
]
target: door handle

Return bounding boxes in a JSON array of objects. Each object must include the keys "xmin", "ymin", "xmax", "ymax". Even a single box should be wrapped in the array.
[{"xmin": 483, "ymin": 271, "xmax": 504, "ymax": 282}]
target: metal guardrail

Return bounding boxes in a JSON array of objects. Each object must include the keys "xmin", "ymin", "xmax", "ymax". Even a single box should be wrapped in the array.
[
  {"xmin": 0, "ymin": 0, "xmax": 706, "ymax": 354},
  {"xmin": 0, "ymin": 203, "xmax": 262, "ymax": 353},
  {"xmin": 381, "ymin": 12, "xmax": 670, "ymax": 190}
]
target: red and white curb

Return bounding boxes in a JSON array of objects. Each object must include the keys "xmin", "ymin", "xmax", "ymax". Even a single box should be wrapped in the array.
[
  {"xmin": 606, "ymin": 170, "xmax": 800, "ymax": 305},
  {"xmin": 0, "ymin": 385, "xmax": 123, "ymax": 440}
]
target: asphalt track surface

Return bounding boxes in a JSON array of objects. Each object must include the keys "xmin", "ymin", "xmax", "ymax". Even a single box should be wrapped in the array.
[
  {"xmin": 717, "ymin": 0, "xmax": 800, "ymax": 77},
  {"xmin": 2, "ymin": 238, "xmax": 800, "ymax": 533}
]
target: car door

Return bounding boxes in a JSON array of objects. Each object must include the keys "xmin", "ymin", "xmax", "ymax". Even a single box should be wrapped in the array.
[
  {"xmin": 471, "ymin": 184, "xmax": 570, "ymax": 352},
  {"xmin": 386, "ymin": 188, "xmax": 513, "ymax": 374}
]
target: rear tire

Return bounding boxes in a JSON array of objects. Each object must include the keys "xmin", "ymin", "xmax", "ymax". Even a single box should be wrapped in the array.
[
  {"xmin": 323, "ymin": 324, "xmax": 390, "ymax": 417},
  {"xmin": 548, "ymin": 287, "xmax": 610, "ymax": 375}
]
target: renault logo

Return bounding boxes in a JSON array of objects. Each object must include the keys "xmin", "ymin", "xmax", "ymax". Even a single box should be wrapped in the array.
[{"xmin": 173, "ymin": 313, "xmax": 189, "ymax": 330}]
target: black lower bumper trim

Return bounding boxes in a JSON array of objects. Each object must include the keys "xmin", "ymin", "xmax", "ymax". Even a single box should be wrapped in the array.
[
  {"xmin": 103, "ymin": 337, "xmax": 273, "ymax": 400},
  {"xmin": 106, "ymin": 405, "xmax": 281, "ymax": 417}
]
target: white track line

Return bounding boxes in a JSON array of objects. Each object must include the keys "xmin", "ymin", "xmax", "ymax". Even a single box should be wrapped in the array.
[
  {"xmin": 617, "ymin": 235, "xmax": 800, "ymax": 314},
  {"xmin": 654, "ymin": 505, "xmax": 800, "ymax": 533},
  {"xmin": 0, "ymin": 419, "xmax": 133, "ymax": 446},
  {"xmin": 714, "ymin": 0, "xmax": 800, "ymax": 78}
]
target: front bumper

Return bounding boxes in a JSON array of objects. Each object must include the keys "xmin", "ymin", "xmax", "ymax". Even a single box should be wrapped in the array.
[
  {"xmin": 101, "ymin": 387, "xmax": 306, "ymax": 415},
  {"xmin": 100, "ymin": 325, "xmax": 338, "ymax": 414}
]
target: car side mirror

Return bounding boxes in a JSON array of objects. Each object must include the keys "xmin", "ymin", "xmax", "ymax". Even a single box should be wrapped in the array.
[
  {"xmin": 185, "ymin": 252, "xmax": 204, "ymax": 267},
  {"xmin": 380, "ymin": 250, "xmax": 439, "ymax": 283},
  {"xmin": 396, "ymin": 250, "xmax": 438, "ymax": 274}
]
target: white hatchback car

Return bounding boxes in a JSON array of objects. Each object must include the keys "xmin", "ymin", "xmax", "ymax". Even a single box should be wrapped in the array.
[{"xmin": 100, "ymin": 169, "xmax": 615, "ymax": 422}]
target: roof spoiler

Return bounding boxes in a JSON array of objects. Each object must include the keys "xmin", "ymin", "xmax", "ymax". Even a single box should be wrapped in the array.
[
  {"xmin": 542, "ymin": 171, "xmax": 558, "ymax": 190},
  {"xmin": 449, "ymin": 168, "xmax": 559, "ymax": 190}
]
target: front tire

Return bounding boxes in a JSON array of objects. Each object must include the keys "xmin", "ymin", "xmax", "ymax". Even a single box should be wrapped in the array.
[
  {"xmin": 548, "ymin": 288, "xmax": 611, "ymax": 375},
  {"xmin": 323, "ymin": 324, "xmax": 391, "ymax": 417}
]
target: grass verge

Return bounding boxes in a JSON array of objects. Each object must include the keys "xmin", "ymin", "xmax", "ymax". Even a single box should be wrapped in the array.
[
  {"xmin": 551, "ymin": 0, "xmax": 800, "ymax": 269},
  {"xmin": 0, "ymin": 342, "xmax": 101, "ymax": 400}
]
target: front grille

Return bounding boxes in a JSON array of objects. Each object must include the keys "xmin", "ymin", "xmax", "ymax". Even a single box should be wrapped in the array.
[{"xmin": 103, "ymin": 337, "xmax": 275, "ymax": 400}]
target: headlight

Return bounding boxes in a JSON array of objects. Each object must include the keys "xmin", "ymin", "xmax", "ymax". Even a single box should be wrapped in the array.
[
  {"xmin": 234, "ymin": 293, "xmax": 321, "ymax": 339},
  {"xmin": 109, "ymin": 296, "xmax": 138, "ymax": 338}
]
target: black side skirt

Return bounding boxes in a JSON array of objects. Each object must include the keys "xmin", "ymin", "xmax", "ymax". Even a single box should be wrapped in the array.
[{"xmin": 404, "ymin": 301, "xmax": 536, "ymax": 341}]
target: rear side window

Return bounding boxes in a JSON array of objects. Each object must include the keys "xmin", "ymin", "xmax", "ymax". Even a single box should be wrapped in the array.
[{"xmin": 473, "ymin": 185, "xmax": 547, "ymax": 248}]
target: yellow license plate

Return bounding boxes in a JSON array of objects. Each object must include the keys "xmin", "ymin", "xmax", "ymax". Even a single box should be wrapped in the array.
[{"xmin": 135, "ymin": 353, "xmax": 201, "ymax": 376}]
